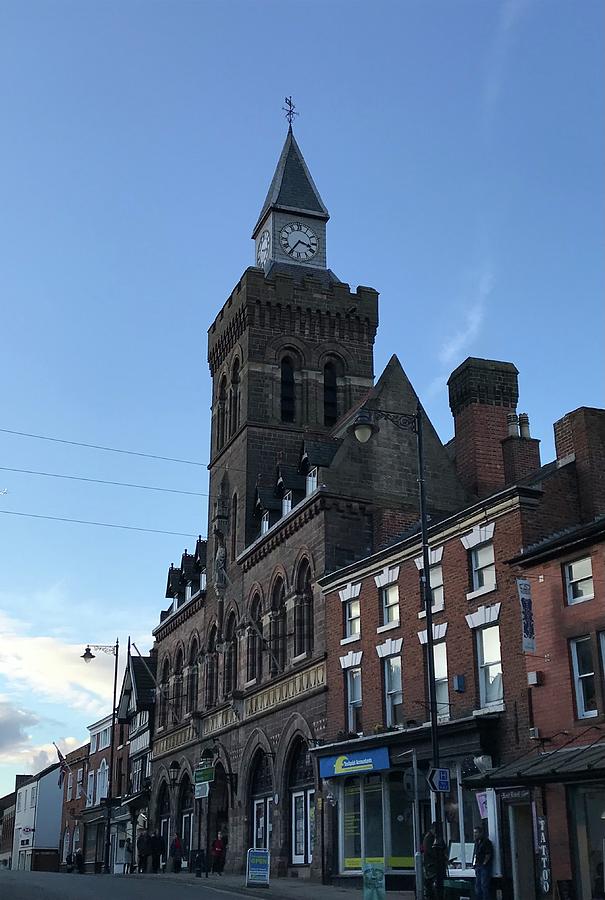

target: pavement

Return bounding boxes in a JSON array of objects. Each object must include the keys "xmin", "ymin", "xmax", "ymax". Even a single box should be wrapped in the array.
[{"xmin": 0, "ymin": 869, "xmax": 417, "ymax": 900}]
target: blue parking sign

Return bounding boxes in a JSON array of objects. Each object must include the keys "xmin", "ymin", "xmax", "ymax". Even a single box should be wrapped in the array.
[{"xmin": 427, "ymin": 766, "xmax": 450, "ymax": 793}]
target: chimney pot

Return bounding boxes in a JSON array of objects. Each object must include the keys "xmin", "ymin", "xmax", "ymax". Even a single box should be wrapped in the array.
[
  {"xmin": 519, "ymin": 413, "xmax": 531, "ymax": 439},
  {"xmin": 507, "ymin": 413, "xmax": 520, "ymax": 437}
]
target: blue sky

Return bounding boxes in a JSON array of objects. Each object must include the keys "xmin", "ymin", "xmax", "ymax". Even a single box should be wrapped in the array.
[{"xmin": 0, "ymin": 0, "xmax": 602, "ymax": 795}]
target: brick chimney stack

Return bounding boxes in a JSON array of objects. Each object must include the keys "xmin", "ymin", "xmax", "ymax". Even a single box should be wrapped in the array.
[
  {"xmin": 447, "ymin": 357, "xmax": 519, "ymax": 498},
  {"xmin": 554, "ymin": 407, "xmax": 605, "ymax": 521},
  {"xmin": 501, "ymin": 412, "xmax": 541, "ymax": 484}
]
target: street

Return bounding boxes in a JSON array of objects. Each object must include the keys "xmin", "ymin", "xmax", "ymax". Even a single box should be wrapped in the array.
[{"xmin": 0, "ymin": 871, "xmax": 249, "ymax": 900}]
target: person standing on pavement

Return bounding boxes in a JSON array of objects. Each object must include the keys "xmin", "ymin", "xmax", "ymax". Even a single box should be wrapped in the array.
[
  {"xmin": 137, "ymin": 830, "xmax": 150, "ymax": 873},
  {"xmin": 169, "ymin": 832, "xmax": 183, "ymax": 873},
  {"xmin": 123, "ymin": 837, "xmax": 133, "ymax": 874},
  {"xmin": 150, "ymin": 831, "xmax": 163, "ymax": 873},
  {"xmin": 210, "ymin": 830, "xmax": 226, "ymax": 875},
  {"xmin": 422, "ymin": 822, "xmax": 448, "ymax": 900},
  {"xmin": 472, "ymin": 825, "xmax": 494, "ymax": 900}
]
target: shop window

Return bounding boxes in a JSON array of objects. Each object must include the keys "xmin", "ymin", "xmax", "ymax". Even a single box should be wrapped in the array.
[
  {"xmin": 381, "ymin": 584, "xmax": 400, "ymax": 626},
  {"xmin": 565, "ymin": 557, "xmax": 594, "ymax": 605},
  {"xmin": 570, "ymin": 635, "xmax": 598, "ymax": 719},
  {"xmin": 347, "ymin": 667, "xmax": 363, "ymax": 733},
  {"xmin": 433, "ymin": 641, "xmax": 450, "ymax": 719},
  {"xmin": 324, "ymin": 362, "xmax": 338, "ymax": 426},
  {"xmin": 344, "ymin": 598, "xmax": 361, "ymax": 639},
  {"xmin": 443, "ymin": 766, "xmax": 489, "ymax": 872},
  {"xmin": 306, "ymin": 467, "xmax": 318, "ymax": 495},
  {"xmin": 343, "ymin": 777, "xmax": 362, "ymax": 870},
  {"xmin": 247, "ymin": 595, "xmax": 263, "ymax": 682},
  {"xmin": 289, "ymin": 741, "xmax": 315, "ymax": 866},
  {"xmin": 186, "ymin": 641, "xmax": 199, "ymax": 713},
  {"xmin": 281, "ymin": 357, "xmax": 295, "ymax": 423},
  {"xmin": 384, "ymin": 656, "xmax": 404, "ymax": 727},
  {"xmin": 388, "ymin": 774, "xmax": 415, "ymax": 869},
  {"xmin": 569, "ymin": 785, "xmax": 605, "ymax": 899},
  {"xmin": 469, "ymin": 543, "xmax": 496, "ymax": 593},
  {"xmin": 476, "ymin": 625, "xmax": 503, "ymax": 708}
]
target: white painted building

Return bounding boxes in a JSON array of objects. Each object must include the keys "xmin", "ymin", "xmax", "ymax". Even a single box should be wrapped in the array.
[{"xmin": 11, "ymin": 763, "xmax": 63, "ymax": 871}]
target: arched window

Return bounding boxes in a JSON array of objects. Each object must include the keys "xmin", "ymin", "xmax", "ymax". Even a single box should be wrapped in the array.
[
  {"xmin": 250, "ymin": 751, "xmax": 274, "ymax": 851},
  {"xmin": 186, "ymin": 641, "xmax": 199, "ymax": 713},
  {"xmin": 294, "ymin": 560, "xmax": 313, "ymax": 657},
  {"xmin": 217, "ymin": 376, "xmax": 227, "ymax": 451},
  {"xmin": 174, "ymin": 650, "xmax": 184, "ymax": 722},
  {"xmin": 270, "ymin": 578, "xmax": 287, "ymax": 676},
  {"xmin": 323, "ymin": 362, "xmax": 338, "ymax": 426},
  {"xmin": 229, "ymin": 358, "xmax": 240, "ymax": 437},
  {"xmin": 247, "ymin": 594, "xmax": 263, "ymax": 682},
  {"xmin": 288, "ymin": 740, "xmax": 315, "ymax": 866},
  {"xmin": 281, "ymin": 357, "xmax": 295, "ymax": 423},
  {"xmin": 159, "ymin": 660, "xmax": 170, "ymax": 728},
  {"xmin": 205, "ymin": 627, "xmax": 218, "ymax": 708},
  {"xmin": 224, "ymin": 613, "xmax": 238, "ymax": 696},
  {"xmin": 231, "ymin": 493, "xmax": 238, "ymax": 561}
]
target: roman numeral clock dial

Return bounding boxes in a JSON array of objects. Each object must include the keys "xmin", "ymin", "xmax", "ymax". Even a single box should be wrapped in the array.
[{"xmin": 279, "ymin": 222, "xmax": 318, "ymax": 261}]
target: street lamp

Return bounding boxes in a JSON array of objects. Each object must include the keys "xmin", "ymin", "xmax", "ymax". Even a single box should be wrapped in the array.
[
  {"xmin": 81, "ymin": 639, "xmax": 119, "ymax": 874},
  {"xmin": 169, "ymin": 760, "xmax": 181, "ymax": 787},
  {"xmin": 351, "ymin": 401, "xmax": 443, "ymax": 843}
]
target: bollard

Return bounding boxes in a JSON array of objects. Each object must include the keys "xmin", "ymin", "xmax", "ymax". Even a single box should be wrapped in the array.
[{"xmin": 414, "ymin": 851, "xmax": 424, "ymax": 900}]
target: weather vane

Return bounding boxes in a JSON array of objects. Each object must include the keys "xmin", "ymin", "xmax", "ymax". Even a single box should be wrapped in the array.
[{"xmin": 283, "ymin": 96, "xmax": 299, "ymax": 128}]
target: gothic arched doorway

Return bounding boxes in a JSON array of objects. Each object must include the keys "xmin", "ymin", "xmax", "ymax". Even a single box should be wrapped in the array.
[
  {"xmin": 156, "ymin": 781, "xmax": 170, "ymax": 869},
  {"xmin": 178, "ymin": 774, "xmax": 194, "ymax": 868},
  {"xmin": 250, "ymin": 751, "xmax": 274, "ymax": 850},
  {"xmin": 207, "ymin": 762, "xmax": 229, "ymax": 858},
  {"xmin": 288, "ymin": 740, "xmax": 315, "ymax": 866}
]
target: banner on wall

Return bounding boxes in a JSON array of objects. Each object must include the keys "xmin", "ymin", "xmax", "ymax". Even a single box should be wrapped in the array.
[
  {"xmin": 319, "ymin": 747, "xmax": 390, "ymax": 779},
  {"xmin": 516, "ymin": 577, "xmax": 536, "ymax": 653}
]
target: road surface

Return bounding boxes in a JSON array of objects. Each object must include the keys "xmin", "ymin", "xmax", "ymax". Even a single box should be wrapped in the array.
[{"xmin": 0, "ymin": 871, "xmax": 247, "ymax": 900}]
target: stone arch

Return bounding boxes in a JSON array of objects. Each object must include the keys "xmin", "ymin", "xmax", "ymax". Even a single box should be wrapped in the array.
[
  {"xmin": 264, "ymin": 335, "xmax": 308, "ymax": 367},
  {"xmin": 268, "ymin": 565, "xmax": 290, "ymax": 600},
  {"xmin": 239, "ymin": 728, "xmax": 275, "ymax": 807},
  {"xmin": 186, "ymin": 629, "xmax": 201, "ymax": 662},
  {"xmin": 292, "ymin": 549, "xmax": 316, "ymax": 588},
  {"xmin": 314, "ymin": 342, "xmax": 354, "ymax": 372},
  {"xmin": 274, "ymin": 712, "xmax": 315, "ymax": 795},
  {"xmin": 246, "ymin": 582, "xmax": 266, "ymax": 615}
]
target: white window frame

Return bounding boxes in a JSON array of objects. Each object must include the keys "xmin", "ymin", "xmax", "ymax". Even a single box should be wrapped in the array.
[
  {"xmin": 381, "ymin": 583, "xmax": 400, "ymax": 627},
  {"xmin": 384, "ymin": 655, "xmax": 403, "ymax": 728},
  {"xmin": 347, "ymin": 667, "xmax": 363, "ymax": 733},
  {"xmin": 477, "ymin": 625, "xmax": 503, "ymax": 708},
  {"xmin": 291, "ymin": 790, "xmax": 306, "ymax": 865},
  {"xmin": 432, "ymin": 641, "xmax": 450, "ymax": 720},
  {"xmin": 90, "ymin": 733, "xmax": 97, "ymax": 753},
  {"xmin": 66, "ymin": 773, "xmax": 73, "ymax": 801},
  {"xmin": 282, "ymin": 490, "xmax": 293, "ymax": 517},
  {"xmin": 564, "ymin": 557, "xmax": 594, "ymax": 605},
  {"xmin": 261, "ymin": 511, "xmax": 269, "ymax": 535},
  {"xmin": 344, "ymin": 598, "xmax": 361, "ymax": 638},
  {"xmin": 76, "ymin": 768, "xmax": 83, "ymax": 799},
  {"xmin": 470, "ymin": 542, "xmax": 496, "ymax": 594},
  {"xmin": 306, "ymin": 467, "xmax": 318, "ymax": 495},
  {"xmin": 570, "ymin": 635, "xmax": 598, "ymax": 719}
]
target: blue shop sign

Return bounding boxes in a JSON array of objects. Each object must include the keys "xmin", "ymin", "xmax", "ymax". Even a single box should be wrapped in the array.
[{"xmin": 319, "ymin": 747, "xmax": 390, "ymax": 778}]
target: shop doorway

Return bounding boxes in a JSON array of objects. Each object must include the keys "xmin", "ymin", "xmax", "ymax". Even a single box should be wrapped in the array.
[
  {"xmin": 207, "ymin": 762, "xmax": 229, "ymax": 857},
  {"xmin": 288, "ymin": 740, "xmax": 315, "ymax": 866},
  {"xmin": 156, "ymin": 781, "xmax": 170, "ymax": 871},
  {"xmin": 178, "ymin": 775, "xmax": 194, "ymax": 869},
  {"xmin": 508, "ymin": 803, "xmax": 536, "ymax": 900},
  {"xmin": 250, "ymin": 751, "xmax": 274, "ymax": 850}
]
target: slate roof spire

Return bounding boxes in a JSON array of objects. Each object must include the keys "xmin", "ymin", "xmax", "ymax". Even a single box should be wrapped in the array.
[{"xmin": 252, "ymin": 128, "xmax": 329, "ymax": 238}]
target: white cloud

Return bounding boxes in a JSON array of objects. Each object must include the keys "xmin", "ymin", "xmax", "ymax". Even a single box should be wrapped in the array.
[
  {"xmin": 483, "ymin": 0, "xmax": 533, "ymax": 126},
  {"xmin": 439, "ymin": 265, "xmax": 494, "ymax": 366},
  {"xmin": 0, "ymin": 695, "xmax": 82, "ymax": 772}
]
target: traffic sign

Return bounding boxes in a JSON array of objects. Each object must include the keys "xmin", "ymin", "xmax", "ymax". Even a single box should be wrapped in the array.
[
  {"xmin": 427, "ymin": 767, "xmax": 450, "ymax": 793},
  {"xmin": 194, "ymin": 766, "xmax": 215, "ymax": 784},
  {"xmin": 195, "ymin": 782, "xmax": 209, "ymax": 800}
]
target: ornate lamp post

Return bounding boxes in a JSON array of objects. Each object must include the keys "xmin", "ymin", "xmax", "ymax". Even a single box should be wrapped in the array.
[
  {"xmin": 81, "ymin": 639, "xmax": 120, "ymax": 874},
  {"xmin": 351, "ymin": 402, "xmax": 443, "ymax": 843}
]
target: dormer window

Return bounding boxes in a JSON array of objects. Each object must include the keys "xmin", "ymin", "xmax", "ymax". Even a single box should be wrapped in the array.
[
  {"xmin": 185, "ymin": 583, "xmax": 192, "ymax": 604},
  {"xmin": 306, "ymin": 467, "xmax": 318, "ymax": 495},
  {"xmin": 282, "ymin": 491, "xmax": 292, "ymax": 517},
  {"xmin": 200, "ymin": 571, "xmax": 207, "ymax": 591},
  {"xmin": 261, "ymin": 511, "xmax": 270, "ymax": 535}
]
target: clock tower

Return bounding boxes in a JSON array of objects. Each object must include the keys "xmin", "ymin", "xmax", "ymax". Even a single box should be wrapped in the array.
[{"xmin": 252, "ymin": 126, "xmax": 330, "ymax": 272}]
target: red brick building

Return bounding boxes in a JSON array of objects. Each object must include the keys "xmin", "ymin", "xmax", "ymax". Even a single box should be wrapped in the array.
[
  {"xmin": 59, "ymin": 743, "xmax": 89, "ymax": 870},
  {"xmin": 315, "ymin": 362, "xmax": 605, "ymax": 898}
]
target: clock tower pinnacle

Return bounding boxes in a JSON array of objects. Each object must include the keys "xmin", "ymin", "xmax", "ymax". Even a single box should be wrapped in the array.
[{"xmin": 252, "ymin": 125, "xmax": 329, "ymax": 273}]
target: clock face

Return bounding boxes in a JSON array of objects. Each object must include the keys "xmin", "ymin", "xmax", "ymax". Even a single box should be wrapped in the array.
[
  {"xmin": 257, "ymin": 230, "xmax": 271, "ymax": 266},
  {"xmin": 279, "ymin": 222, "xmax": 318, "ymax": 261}
]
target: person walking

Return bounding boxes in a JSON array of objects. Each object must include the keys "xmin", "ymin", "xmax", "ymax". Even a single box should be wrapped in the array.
[
  {"xmin": 150, "ymin": 831, "xmax": 163, "ymax": 873},
  {"xmin": 472, "ymin": 825, "xmax": 493, "ymax": 900},
  {"xmin": 169, "ymin": 832, "xmax": 183, "ymax": 873},
  {"xmin": 422, "ymin": 822, "xmax": 448, "ymax": 900},
  {"xmin": 123, "ymin": 837, "xmax": 133, "ymax": 874},
  {"xmin": 210, "ymin": 830, "xmax": 226, "ymax": 875},
  {"xmin": 137, "ymin": 830, "xmax": 150, "ymax": 873},
  {"xmin": 75, "ymin": 847, "xmax": 84, "ymax": 874}
]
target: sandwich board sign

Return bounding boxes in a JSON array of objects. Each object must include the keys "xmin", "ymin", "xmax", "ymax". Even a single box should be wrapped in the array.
[{"xmin": 246, "ymin": 848, "xmax": 270, "ymax": 887}]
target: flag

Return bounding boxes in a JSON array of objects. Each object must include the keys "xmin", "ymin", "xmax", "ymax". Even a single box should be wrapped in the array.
[{"xmin": 53, "ymin": 742, "xmax": 70, "ymax": 788}]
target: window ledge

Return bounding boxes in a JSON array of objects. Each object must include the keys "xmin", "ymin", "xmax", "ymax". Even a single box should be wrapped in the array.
[
  {"xmin": 578, "ymin": 710, "xmax": 599, "ymax": 720},
  {"xmin": 567, "ymin": 594, "xmax": 594, "ymax": 606},
  {"xmin": 292, "ymin": 651, "xmax": 310, "ymax": 664},
  {"xmin": 473, "ymin": 702, "xmax": 505, "ymax": 716},
  {"xmin": 377, "ymin": 621, "xmax": 400, "ymax": 634},
  {"xmin": 244, "ymin": 678, "xmax": 257, "ymax": 689},
  {"xmin": 418, "ymin": 602, "xmax": 445, "ymax": 620},
  {"xmin": 340, "ymin": 634, "xmax": 361, "ymax": 646},
  {"xmin": 466, "ymin": 584, "xmax": 497, "ymax": 603}
]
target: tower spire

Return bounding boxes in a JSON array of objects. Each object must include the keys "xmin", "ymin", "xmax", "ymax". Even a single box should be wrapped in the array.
[{"xmin": 282, "ymin": 96, "xmax": 299, "ymax": 130}]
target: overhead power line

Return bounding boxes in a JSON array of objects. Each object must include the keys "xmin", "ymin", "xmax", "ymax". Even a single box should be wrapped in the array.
[
  {"xmin": 0, "ymin": 508, "xmax": 202, "ymax": 538},
  {"xmin": 0, "ymin": 465, "xmax": 208, "ymax": 497},
  {"xmin": 0, "ymin": 428, "xmax": 206, "ymax": 467}
]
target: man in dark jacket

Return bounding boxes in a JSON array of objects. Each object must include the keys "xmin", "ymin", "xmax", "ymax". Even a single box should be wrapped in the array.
[
  {"xmin": 472, "ymin": 825, "xmax": 494, "ymax": 900},
  {"xmin": 137, "ymin": 830, "xmax": 150, "ymax": 873},
  {"xmin": 422, "ymin": 822, "xmax": 447, "ymax": 900},
  {"xmin": 150, "ymin": 831, "xmax": 164, "ymax": 873}
]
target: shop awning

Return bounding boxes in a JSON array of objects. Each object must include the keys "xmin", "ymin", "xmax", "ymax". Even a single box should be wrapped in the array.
[
  {"xmin": 120, "ymin": 790, "xmax": 149, "ymax": 810},
  {"xmin": 464, "ymin": 742, "xmax": 605, "ymax": 788}
]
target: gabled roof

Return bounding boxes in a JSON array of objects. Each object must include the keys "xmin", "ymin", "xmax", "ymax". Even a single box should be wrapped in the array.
[
  {"xmin": 253, "ymin": 128, "xmax": 329, "ymax": 236},
  {"xmin": 275, "ymin": 463, "xmax": 306, "ymax": 497},
  {"xmin": 299, "ymin": 436, "xmax": 341, "ymax": 473},
  {"xmin": 254, "ymin": 484, "xmax": 282, "ymax": 516},
  {"xmin": 165, "ymin": 563, "xmax": 181, "ymax": 599},
  {"xmin": 131, "ymin": 655, "xmax": 157, "ymax": 707}
]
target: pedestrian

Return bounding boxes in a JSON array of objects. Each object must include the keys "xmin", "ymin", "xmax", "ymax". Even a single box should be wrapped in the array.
[
  {"xmin": 123, "ymin": 837, "xmax": 133, "ymax": 874},
  {"xmin": 169, "ymin": 832, "xmax": 183, "ymax": 873},
  {"xmin": 150, "ymin": 830, "xmax": 163, "ymax": 874},
  {"xmin": 210, "ymin": 830, "xmax": 226, "ymax": 875},
  {"xmin": 472, "ymin": 825, "xmax": 494, "ymax": 900},
  {"xmin": 137, "ymin": 830, "xmax": 150, "ymax": 873},
  {"xmin": 75, "ymin": 847, "xmax": 84, "ymax": 874},
  {"xmin": 422, "ymin": 822, "xmax": 447, "ymax": 900}
]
